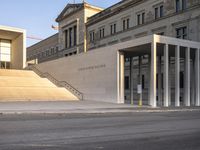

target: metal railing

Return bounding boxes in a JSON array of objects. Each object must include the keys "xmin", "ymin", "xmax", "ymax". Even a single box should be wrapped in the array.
[{"xmin": 28, "ymin": 65, "xmax": 83, "ymax": 100}]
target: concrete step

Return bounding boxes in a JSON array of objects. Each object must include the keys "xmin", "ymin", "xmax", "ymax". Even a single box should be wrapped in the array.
[
  {"xmin": 0, "ymin": 69, "xmax": 39, "ymax": 78},
  {"xmin": 0, "ymin": 76, "xmax": 56, "ymax": 87},
  {"xmin": 0, "ymin": 69, "xmax": 79, "ymax": 102},
  {"xmin": 0, "ymin": 87, "xmax": 78, "ymax": 101}
]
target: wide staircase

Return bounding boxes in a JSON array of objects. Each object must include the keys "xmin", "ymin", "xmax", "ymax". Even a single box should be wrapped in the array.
[{"xmin": 0, "ymin": 69, "xmax": 79, "ymax": 101}]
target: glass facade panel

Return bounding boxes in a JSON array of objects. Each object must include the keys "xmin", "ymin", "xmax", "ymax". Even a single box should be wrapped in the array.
[{"xmin": 0, "ymin": 39, "xmax": 11, "ymax": 62}]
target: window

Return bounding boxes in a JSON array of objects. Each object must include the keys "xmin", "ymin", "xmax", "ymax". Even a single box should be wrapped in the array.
[
  {"xmin": 99, "ymin": 27, "xmax": 105, "ymax": 39},
  {"xmin": 122, "ymin": 18, "xmax": 130, "ymax": 31},
  {"xmin": 110, "ymin": 23, "xmax": 116, "ymax": 35},
  {"xmin": 182, "ymin": 0, "xmax": 187, "ymax": 10},
  {"xmin": 176, "ymin": 0, "xmax": 180, "ymax": 12},
  {"xmin": 55, "ymin": 47, "xmax": 58, "ymax": 53},
  {"xmin": 155, "ymin": 7, "xmax": 158, "ymax": 19},
  {"xmin": 46, "ymin": 50, "xmax": 49, "ymax": 56},
  {"xmin": 125, "ymin": 76, "xmax": 129, "ymax": 90},
  {"xmin": 155, "ymin": 5, "xmax": 164, "ymax": 19},
  {"xmin": 89, "ymin": 31, "xmax": 95, "ymax": 42},
  {"xmin": 0, "ymin": 39, "xmax": 11, "ymax": 62},
  {"xmin": 142, "ymin": 13, "xmax": 145, "ymax": 24},
  {"xmin": 176, "ymin": 26, "xmax": 187, "ymax": 39},
  {"xmin": 74, "ymin": 25, "xmax": 77, "ymax": 46},
  {"xmin": 137, "ymin": 12, "xmax": 145, "ymax": 25},
  {"xmin": 176, "ymin": 0, "xmax": 187, "ymax": 12},
  {"xmin": 137, "ymin": 14, "xmax": 140, "ymax": 25},
  {"xmin": 51, "ymin": 48, "xmax": 54, "ymax": 55},
  {"xmin": 160, "ymin": 5, "xmax": 164, "ymax": 17}
]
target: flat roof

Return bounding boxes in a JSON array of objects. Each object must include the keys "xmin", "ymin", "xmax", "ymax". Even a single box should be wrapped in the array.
[
  {"xmin": 0, "ymin": 25, "xmax": 26, "ymax": 40},
  {"xmin": 0, "ymin": 25, "xmax": 25, "ymax": 33}
]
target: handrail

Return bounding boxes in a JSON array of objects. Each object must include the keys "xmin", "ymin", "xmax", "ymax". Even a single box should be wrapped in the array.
[{"xmin": 27, "ymin": 65, "xmax": 83, "ymax": 100}]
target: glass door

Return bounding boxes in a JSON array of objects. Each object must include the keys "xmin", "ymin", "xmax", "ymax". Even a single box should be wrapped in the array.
[
  {"xmin": 0, "ymin": 61, "xmax": 10, "ymax": 69},
  {"xmin": 0, "ymin": 39, "xmax": 11, "ymax": 69}
]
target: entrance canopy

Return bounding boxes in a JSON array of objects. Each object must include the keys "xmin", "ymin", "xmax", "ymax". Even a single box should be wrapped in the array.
[
  {"xmin": 0, "ymin": 25, "xmax": 26, "ymax": 69},
  {"xmin": 117, "ymin": 35, "xmax": 200, "ymax": 107}
]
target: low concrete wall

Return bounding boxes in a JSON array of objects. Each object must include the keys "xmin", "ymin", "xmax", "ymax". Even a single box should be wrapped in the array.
[{"xmin": 35, "ymin": 47, "xmax": 119, "ymax": 103}]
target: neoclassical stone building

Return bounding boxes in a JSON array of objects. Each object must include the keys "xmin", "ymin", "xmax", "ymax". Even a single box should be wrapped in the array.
[
  {"xmin": 27, "ymin": 2, "xmax": 102, "ymax": 63},
  {"xmin": 28, "ymin": 0, "xmax": 200, "ymax": 107}
]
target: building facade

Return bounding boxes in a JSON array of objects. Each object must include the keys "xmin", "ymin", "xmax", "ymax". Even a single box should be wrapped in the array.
[
  {"xmin": 0, "ymin": 25, "xmax": 26, "ymax": 69},
  {"xmin": 87, "ymin": 0, "xmax": 200, "ymax": 49},
  {"xmin": 30, "ymin": 0, "xmax": 200, "ymax": 107},
  {"xmin": 27, "ymin": 33, "xmax": 59, "ymax": 64},
  {"xmin": 86, "ymin": 0, "xmax": 200, "ymax": 105}
]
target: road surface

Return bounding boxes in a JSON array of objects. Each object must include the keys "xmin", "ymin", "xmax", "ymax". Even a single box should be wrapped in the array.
[{"xmin": 0, "ymin": 111, "xmax": 200, "ymax": 150}]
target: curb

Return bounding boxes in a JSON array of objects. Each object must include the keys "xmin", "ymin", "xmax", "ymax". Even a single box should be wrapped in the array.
[{"xmin": 0, "ymin": 108, "xmax": 200, "ymax": 115}]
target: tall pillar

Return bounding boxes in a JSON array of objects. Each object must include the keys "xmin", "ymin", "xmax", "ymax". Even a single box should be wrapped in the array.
[
  {"xmin": 130, "ymin": 57, "xmax": 134, "ymax": 105},
  {"xmin": 69, "ymin": 28, "xmax": 72, "ymax": 48},
  {"xmin": 175, "ymin": 46, "xmax": 180, "ymax": 106},
  {"xmin": 65, "ymin": 29, "xmax": 68, "ymax": 48},
  {"xmin": 150, "ymin": 42, "xmax": 157, "ymax": 107},
  {"xmin": 158, "ymin": 55, "xmax": 162, "ymax": 106},
  {"xmin": 168, "ymin": 56, "xmax": 171, "ymax": 106},
  {"xmin": 119, "ymin": 52, "xmax": 125, "ymax": 104},
  {"xmin": 184, "ymin": 47, "xmax": 190, "ymax": 106},
  {"xmin": 76, "ymin": 19, "xmax": 80, "ymax": 53},
  {"xmin": 71, "ymin": 27, "xmax": 74, "ymax": 47},
  {"xmin": 191, "ymin": 60, "xmax": 195, "ymax": 106},
  {"xmin": 164, "ymin": 44, "xmax": 169, "ymax": 107},
  {"xmin": 195, "ymin": 49, "xmax": 200, "ymax": 106},
  {"xmin": 139, "ymin": 56, "xmax": 142, "ymax": 105},
  {"xmin": 148, "ymin": 55, "xmax": 151, "ymax": 105}
]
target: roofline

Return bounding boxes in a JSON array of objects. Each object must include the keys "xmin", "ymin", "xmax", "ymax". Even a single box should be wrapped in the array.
[
  {"xmin": 0, "ymin": 25, "xmax": 26, "ymax": 33},
  {"xmin": 27, "ymin": 33, "xmax": 58, "ymax": 49},
  {"xmin": 87, "ymin": 0, "xmax": 143, "ymax": 26},
  {"xmin": 55, "ymin": 2, "xmax": 103, "ymax": 22},
  {"xmin": 84, "ymin": 2, "xmax": 104, "ymax": 11},
  {"xmin": 56, "ymin": 3, "xmax": 83, "ymax": 22}
]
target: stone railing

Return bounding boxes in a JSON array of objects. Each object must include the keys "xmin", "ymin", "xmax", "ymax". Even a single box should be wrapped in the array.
[{"xmin": 27, "ymin": 65, "xmax": 83, "ymax": 100}]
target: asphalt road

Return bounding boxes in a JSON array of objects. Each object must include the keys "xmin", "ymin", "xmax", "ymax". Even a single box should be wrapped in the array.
[{"xmin": 0, "ymin": 111, "xmax": 200, "ymax": 150}]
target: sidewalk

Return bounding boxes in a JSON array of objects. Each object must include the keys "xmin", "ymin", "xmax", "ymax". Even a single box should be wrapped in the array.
[{"xmin": 0, "ymin": 101, "xmax": 199, "ymax": 114}]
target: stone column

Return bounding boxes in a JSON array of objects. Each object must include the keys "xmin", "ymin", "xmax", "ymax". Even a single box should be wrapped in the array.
[
  {"xmin": 65, "ymin": 29, "xmax": 68, "ymax": 48},
  {"xmin": 184, "ymin": 47, "xmax": 190, "ymax": 106},
  {"xmin": 168, "ymin": 56, "xmax": 171, "ymax": 106},
  {"xmin": 76, "ymin": 19, "xmax": 80, "ymax": 53},
  {"xmin": 175, "ymin": 45, "xmax": 180, "ymax": 107},
  {"xmin": 71, "ymin": 27, "xmax": 74, "ymax": 47},
  {"xmin": 191, "ymin": 59, "xmax": 195, "ymax": 106},
  {"xmin": 150, "ymin": 42, "xmax": 157, "ymax": 107},
  {"xmin": 119, "ymin": 52, "xmax": 125, "ymax": 104},
  {"xmin": 148, "ymin": 55, "xmax": 151, "ymax": 105},
  {"xmin": 158, "ymin": 55, "xmax": 162, "ymax": 106},
  {"xmin": 164, "ymin": 44, "xmax": 169, "ymax": 107},
  {"xmin": 130, "ymin": 57, "xmax": 134, "ymax": 105},
  {"xmin": 139, "ymin": 56, "xmax": 142, "ymax": 105},
  {"xmin": 195, "ymin": 49, "xmax": 200, "ymax": 106}
]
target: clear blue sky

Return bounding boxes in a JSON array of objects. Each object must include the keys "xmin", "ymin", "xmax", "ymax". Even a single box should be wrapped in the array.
[{"xmin": 0, "ymin": 0, "xmax": 120, "ymax": 47}]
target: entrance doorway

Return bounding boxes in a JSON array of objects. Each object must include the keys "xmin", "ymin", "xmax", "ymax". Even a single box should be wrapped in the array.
[{"xmin": 0, "ymin": 61, "xmax": 10, "ymax": 69}]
